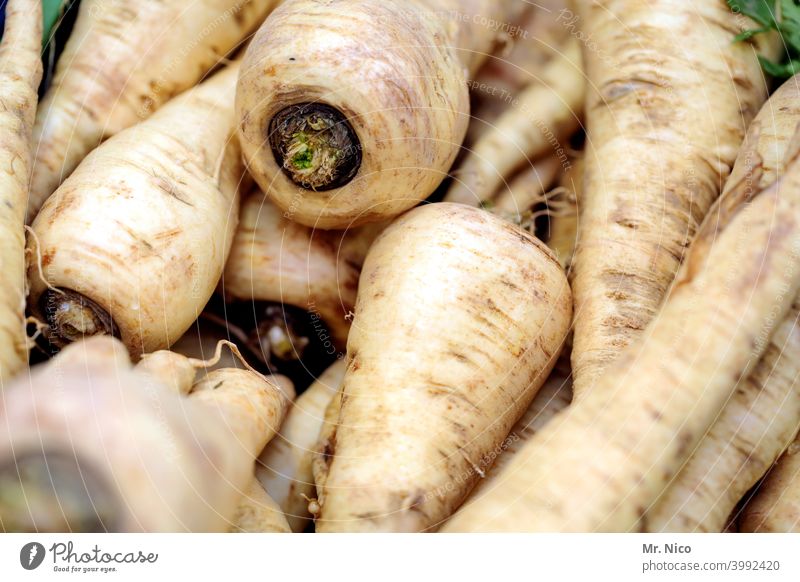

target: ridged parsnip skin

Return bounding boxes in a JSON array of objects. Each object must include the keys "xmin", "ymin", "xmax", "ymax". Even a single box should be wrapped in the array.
[
  {"xmin": 465, "ymin": 358, "xmax": 572, "ymax": 502},
  {"xmin": 443, "ymin": 139, "xmax": 800, "ymax": 532},
  {"xmin": 29, "ymin": 0, "xmax": 279, "ymax": 217},
  {"xmin": 570, "ymin": 0, "xmax": 777, "ymax": 399},
  {"xmin": 236, "ymin": 0, "xmax": 522, "ymax": 229},
  {"xmin": 28, "ymin": 64, "xmax": 244, "ymax": 357},
  {"xmin": 740, "ymin": 436, "xmax": 800, "ymax": 532},
  {"xmin": 191, "ymin": 368, "xmax": 295, "ymax": 461},
  {"xmin": 446, "ymin": 39, "xmax": 584, "ymax": 205},
  {"xmin": 257, "ymin": 359, "xmax": 345, "ymax": 531},
  {"xmin": 646, "ymin": 76, "xmax": 800, "ymax": 533},
  {"xmin": 224, "ymin": 193, "xmax": 384, "ymax": 348},
  {"xmin": 648, "ymin": 302, "xmax": 800, "ymax": 532},
  {"xmin": 0, "ymin": 0, "xmax": 41, "ymax": 385},
  {"xmin": 231, "ymin": 478, "xmax": 292, "ymax": 532},
  {"xmin": 0, "ymin": 338, "xmax": 261, "ymax": 532},
  {"xmin": 314, "ymin": 203, "xmax": 572, "ymax": 532}
]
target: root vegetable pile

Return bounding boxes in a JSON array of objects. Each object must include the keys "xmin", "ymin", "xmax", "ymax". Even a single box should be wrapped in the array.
[{"xmin": 1, "ymin": 0, "xmax": 800, "ymax": 535}]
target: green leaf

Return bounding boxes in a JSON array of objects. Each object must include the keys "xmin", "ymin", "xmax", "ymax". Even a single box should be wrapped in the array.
[
  {"xmin": 42, "ymin": 0, "xmax": 67, "ymax": 46},
  {"xmin": 758, "ymin": 55, "xmax": 800, "ymax": 77},
  {"xmin": 728, "ymin": 1, "xmax": 800, "ymax": 78},
  {"xmin": 733, "ymin": 26, "xmax": 771, "ymax": 42},
  {"xmin": 779, "ymin": 0, "xmax": 800, "ymax": 30},
  {"xmin": 727, "ymin": 0, "xmax": 779, "ymax": 28}
]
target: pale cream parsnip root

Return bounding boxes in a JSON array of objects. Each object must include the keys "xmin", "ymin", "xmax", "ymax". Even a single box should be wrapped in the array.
[
  {"xmin": 570, "ymin": 0, "xmax": 778, "ymax": 399},
  {"xmin": 190, "ymin": 368, "xmax": 295, "ymax": 461},
  {"xmin": 237, "ymin": 0, "xmax": 524, "ymax": 228},
  {"xmin": 646, "ymin": 75, "xmax": 800, "ymax": 532},
  {"xmin": 28, "ymin": 63, "xmax": 244, "ymax": 358},
  {"xmin": 0, "ymin": 0, "xmax": 41, "ymax": 385},
  {"xmin": 314, "ymin": 203, "xmax": 572, "ymax": 532}
]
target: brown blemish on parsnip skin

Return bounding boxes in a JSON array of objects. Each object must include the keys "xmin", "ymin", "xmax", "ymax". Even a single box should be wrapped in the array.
[
  {"xmin": 268, "ymin": 103, "xmax": 362, "ymax": 191},
  {"xmin": 41, "ymin": 288, "xmax": 118, "ymax": 347}
]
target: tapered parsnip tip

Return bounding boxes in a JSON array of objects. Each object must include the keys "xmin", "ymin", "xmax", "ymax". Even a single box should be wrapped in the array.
[
  {"xmin": 40, "ymin": 289, "xmax": 116, "ymax": 347},
  {"xmin": 136, "ymin": 351, "xmax": 196, "ymax": 396},
  {"xmin": 269, "ymin": 103, "xmax": 362, "ymax": 190},
  {"xmin": 270, "ymin": 374, "xmax": 296, "ymax": 402}
]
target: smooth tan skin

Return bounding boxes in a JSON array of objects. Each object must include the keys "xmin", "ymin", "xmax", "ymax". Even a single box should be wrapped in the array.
[
  {"xmin": 29, "ymin": 0, "xmax": 280, "ymax": 218},
  {"xmin": 313, "ymin": 203, "xmax": 572, "ymax": 532},
  {"xmin": 257, "ymin": 359, "xmax": 345, "ymax": 531},
  {"xmin": 0, "ymin": 0, "xmax": 41, "ymax": 385},
  {"xmin": 646, "ymin": 75, "xmax": 800, "ymax": 532},
  {"xmin": 570, "ymin": 1, "xmax": 778, "ymax": 400},
  {"xmin": 446, "ymin": 39, "xmax": 584, "ymax": 206},
  {"xmin": 224, "ymin": 192, "xmax": 384, "ymax": 348},
  {"xmin": 191, "ymin": 368, "xmax": 295, "ymax": 461},
  {"xmin": 237, "ymin": 0, "xmax": 522, "ymax": 229},
  {"xmin": 443, "ymin": 134, "xmax": 800, "ymax": 532},
  {"xmin": 231, "ymin": 478, "xmax": 292, "ymax": 533},
  {"xmin": 136, "ymin": 350, "xmax": 198, "ymax": 396},
  {"xmin": 0, "ymin": 337, "xmax": 262, "ymax": 532},
  {"xmin": 28, "ymin": 64, "xmax": 244, "ymax": 358},
  {"xmin": 740, "ymin": 436, "xmax": 800, "ymax": 532}
]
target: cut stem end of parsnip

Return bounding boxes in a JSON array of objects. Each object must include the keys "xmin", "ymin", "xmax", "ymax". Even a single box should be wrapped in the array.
[
  {"xmin": 41, "ymin": 289, "xmax": 117, "ymax": 347},
  {"xmin": 269, "ymin": 103, "xmax": 361, "ymax": 191}
]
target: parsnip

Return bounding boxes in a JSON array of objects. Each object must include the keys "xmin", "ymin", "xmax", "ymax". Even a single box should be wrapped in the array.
[
  {"xmin": 237, "ymin": 0, "xmax": 524, "ymax": 229},
  {"xmin": 223, "ymin": 191, "xmax": 384, "ymax": 349},
  {"xmin": 28, "ymin": 63, "xmax": 244, "ymax": 358},
  {"xmin": 740, "ymin": 435, "xmax": 800, "ymax": 532},
  {"xmin": 313, "ymin": 203, "xmax": 572, "ymax": 532},
  {"xmin": 570, "ymin": 0, "xmax": 777, "ymax": 399},
  {"xmin": 29, "ymin": 0, "xmax": 279, "ymax": 217},
  {"xmin": 645, "ymin": 75, "xmax": 800, "ymax": 532},
  {"xmin": 0, "ymin": 337, "xmax": 287, "ymax": 532},
  {"xmin": 466, "ymin": 2, "xmax": 567, "ymax": 146},
  {"xmin": 0, "ymin": 0, "xmax": 41, "ymax": 384},
  {"xmin": 257, "ymin": 359, "xmax": 345, "ymax": 531},
  {"xmin": 191, "ymin": 367, "xmax": 293, "ymax": 460},
  {"xmin": 231, "ymin": 478, "xmax": 292, "ymax": 533},
  {"xmin": 465, "ymin": 357, "xmax": 572, "ymax": 502},
  {"xmin": 491, "ymin": 156, "xmax": 562, "ymax": 215},
  {"xmin": 443, "ymin": 130, "xmax": 800, "ymax": 532},
  {"xmin": 446, "ymin": 39, "xmax": 584, "ymax": 206}
]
